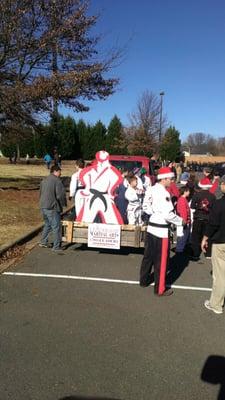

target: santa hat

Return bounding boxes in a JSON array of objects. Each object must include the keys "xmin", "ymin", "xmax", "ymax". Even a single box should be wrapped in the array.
[
  {"xmin": 198, "ymin": 177, "xmax": 212, "ymax": 189},
  {"xmin": 157, "ymin": 167, "xmax": 174, "ymax": 180}
]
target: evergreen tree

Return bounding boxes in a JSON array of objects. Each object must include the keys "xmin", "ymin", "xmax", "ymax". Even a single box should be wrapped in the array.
[
  {"xmin": 77, "ymin": 119, "xmax": 89, "ymax": 159},
  {"xmin": 58, "ymin": 116, "xmax": 79, "ymax": 159},
  {"xmin": 105, "ymin": 115, "xmax": 125, "ymax": 154},
  {"xmin": 86, "ymin": 121, "xmax": 107, "ymax": 159},
  {"xmin": 159, "ymin": 126, "xmax": 182, "ymax": 162}
]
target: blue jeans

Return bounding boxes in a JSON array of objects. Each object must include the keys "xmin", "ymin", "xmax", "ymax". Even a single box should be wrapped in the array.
[
  {"xmin": 41, "ymin": 209, "xmax": 61, "ymax": 250},
  {"xmin": 176, "ymin": 225, "xmax": 190, "ymax": 253}
]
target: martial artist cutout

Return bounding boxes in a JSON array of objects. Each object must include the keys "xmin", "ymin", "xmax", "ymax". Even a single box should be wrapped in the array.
[{"xmin": 76, "ymin": 151, "xmax": 123, "ymax": 224}]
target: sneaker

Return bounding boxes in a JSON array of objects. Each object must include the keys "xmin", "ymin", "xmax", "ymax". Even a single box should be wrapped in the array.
[
  {"xmin": 52, "ymin": 248, "xmax": 64, "ymax": 254},
  {"xmin": 204, "ymin": 300, "xmax": 223, "ymax": 314},
  {"xmin": 39, "ymin": 243, "xmax": 48, "ymax": 248}
]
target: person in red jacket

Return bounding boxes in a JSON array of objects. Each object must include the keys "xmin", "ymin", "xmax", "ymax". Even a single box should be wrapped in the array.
[
  {"xmin": 176, "ymin": 186, "xmax": 191, "ymax": 253},
  {"xmin": 167, "ymin": 177, "xmax": 180, "ymax": 206},
  {"xmin": 210, "ymin": 170, "xmax": 222, "ymax": 198}
]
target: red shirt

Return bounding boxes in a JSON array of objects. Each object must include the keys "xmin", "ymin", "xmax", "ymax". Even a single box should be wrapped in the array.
[
  {"xmin": 177, "ymin": 196, "xmax": 191, "ymax": 224},
  {"xmin": 210, "ymin": 179, "xmax": 219, "ymax": 195}
]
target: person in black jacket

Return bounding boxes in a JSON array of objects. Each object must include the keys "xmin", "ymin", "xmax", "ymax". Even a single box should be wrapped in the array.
[
  {"xmin": 190, "ymin": 177, "xmax": 215, "ymax": 260},
  {"xmin": 201, "ymin": 175, "xmax": 225, "ymax": 314}
]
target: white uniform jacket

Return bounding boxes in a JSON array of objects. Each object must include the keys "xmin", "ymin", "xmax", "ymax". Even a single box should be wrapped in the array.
[
  {"xmin": 125, "ymin": 186, "xmax": 142, "ymax": 225},
  {"xmin": 69, "ymin": 169, "xmax": 83, "ymax": 198},
  {"xmin": 146, "ymin": 183, "xmax": 183, "ymax": 238}
]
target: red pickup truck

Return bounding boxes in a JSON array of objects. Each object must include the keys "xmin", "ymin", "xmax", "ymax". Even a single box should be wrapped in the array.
[{"xmin": 109, "ymin": 155, "xmax": 151, "ymax": 175}]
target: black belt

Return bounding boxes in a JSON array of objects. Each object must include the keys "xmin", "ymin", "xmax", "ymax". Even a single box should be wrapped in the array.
[
  {"xmin": 89, "ymin": 189, "xmax": 108, "ymax": 211},
  {"xmin": 77, "ymin": 186, "xmax": 85, "ymax": 190},
  {"xmin": 148, "ymin": 222, "xmax": 169, "ymax": 228}
]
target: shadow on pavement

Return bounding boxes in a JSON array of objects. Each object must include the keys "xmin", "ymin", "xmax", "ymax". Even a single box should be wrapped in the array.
[
  {"xmin": 201, "ymin": 355, "xmax": 225, "ymax": 400},
  {"xmin": 59, "ymin": 397, "xmax": 121, "ymax": 400},
  {"xmin": 66, "ymin": 243, "xmax": 144, "ymax": 256},
  {"xmin": 166, "ymin": 252, "xmax": 190, "ymax": 285}
]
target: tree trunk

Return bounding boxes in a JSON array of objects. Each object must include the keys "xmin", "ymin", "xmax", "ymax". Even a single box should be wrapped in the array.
[{"xmin": 16, "ymin": 142, "xmax": 20, "ymax": 161}]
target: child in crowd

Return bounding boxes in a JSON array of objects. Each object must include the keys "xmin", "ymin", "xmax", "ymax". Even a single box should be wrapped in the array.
[
  {"xmin": 176, "ymin": 186, "xmax": 191, "ymax": 253},
  {"xmin": 140, "ymin": 168, "xmax": 151, "ymax": 191},
  {"xmin": 114, "ymin": 169, "xmax": 129, "ymax": 224},
  {"xmin": 125, "ymin": 175, "xmax": 142, "ymax": 225}
]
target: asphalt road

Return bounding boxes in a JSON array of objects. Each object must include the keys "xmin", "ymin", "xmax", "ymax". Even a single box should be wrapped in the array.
[{"xmin": 0, "ymin": 243, "xmax": 225, "ymax": 400}]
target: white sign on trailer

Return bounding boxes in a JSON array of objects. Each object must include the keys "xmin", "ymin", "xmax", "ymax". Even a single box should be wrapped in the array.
[{"xmin": 88, "ymin": 223, "xmax": 121, "ymax": 249}]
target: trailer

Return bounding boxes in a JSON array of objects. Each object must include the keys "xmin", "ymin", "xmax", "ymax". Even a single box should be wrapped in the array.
[{"xmin": 62, "ymin": 220, "xmax": 147, "ymax": 249}]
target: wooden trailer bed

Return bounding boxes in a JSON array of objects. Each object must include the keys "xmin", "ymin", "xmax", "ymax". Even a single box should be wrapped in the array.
[{"xmin": 62, "ymin": 220, "xmax": 147, "ymax": 248}]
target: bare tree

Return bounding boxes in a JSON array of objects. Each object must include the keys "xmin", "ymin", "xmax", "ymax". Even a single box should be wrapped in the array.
[
  {"xmin": 0, "ymin": 0, "xmax": 121, "ymax": 139},
  {"xmin": 184, "ymin": 133, "xmax": 218, "ymax": 155},
  {"xmin": 129, "ymin": 90, "xmax": 167, "ymax": 142}
]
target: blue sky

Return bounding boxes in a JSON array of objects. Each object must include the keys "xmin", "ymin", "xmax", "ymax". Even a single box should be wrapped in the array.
[{"xmin": 62, "ymin": 0, "xmax": 225, "ymax": 141}]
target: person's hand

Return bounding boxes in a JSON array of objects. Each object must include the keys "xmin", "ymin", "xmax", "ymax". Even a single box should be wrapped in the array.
[{"xmin": 201, "ymin": 236, "xmax": 208, "ymax": 253}]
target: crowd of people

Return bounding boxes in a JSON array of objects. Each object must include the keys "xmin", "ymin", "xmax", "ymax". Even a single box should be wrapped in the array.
[{"xmin": 39, "ymin": 156, "xmax": 225, "ymax": 315}]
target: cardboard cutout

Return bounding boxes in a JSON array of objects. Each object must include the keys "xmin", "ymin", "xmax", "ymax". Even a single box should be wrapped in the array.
[{"xmin": 75, "ymin": 151, "xmax": 123, "ymax": 224}]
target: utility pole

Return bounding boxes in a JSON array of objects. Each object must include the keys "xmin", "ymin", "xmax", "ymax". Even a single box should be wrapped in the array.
[{"xmin": 159, "ymin": 91, "xmax": 165, "ymax": 143}]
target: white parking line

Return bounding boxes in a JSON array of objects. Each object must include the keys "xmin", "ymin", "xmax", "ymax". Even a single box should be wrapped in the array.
[{"xmin": 2, "ymin": 272, "xmax": 212, "ymax": 292}]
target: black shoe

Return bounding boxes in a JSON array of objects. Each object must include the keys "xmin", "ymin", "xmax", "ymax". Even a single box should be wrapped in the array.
[
  {"xmin": 140, "ymin": 281, "xmax": 151, "ymax": 288},
  {"xmin": 189, "ymin": 256, "xmax": 200, "ymax": 261},
  {"xmin": 156, "ymin": 288, "xmax": 173, "ymax": 297}
]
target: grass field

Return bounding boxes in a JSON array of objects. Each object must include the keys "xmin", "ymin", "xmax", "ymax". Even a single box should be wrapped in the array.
[{"xmin": 0, "ymin": 160, "xmax": 75, "ymax": 247}]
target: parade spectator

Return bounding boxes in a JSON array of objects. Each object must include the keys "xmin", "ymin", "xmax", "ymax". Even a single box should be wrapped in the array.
[
  {"xmin": 140, "ymin": 167, "xmax": 151, "ymax": 191},
  {"xmin": 190, "ymin": 177, "xmax": 215, "ymax": 260},
  {"xmin": 149, "ymin": 153, "xmax": 159, "ymax": 185},
  {"xmin": 176, "ymin": 163, "xmax": 183, "ymax": 183},
  {"xmin": 12, "ymin": 151, "xmax": 17, "ymax": 164},
  {"xmin": 180, "ymin": 171, "xmax": 190, "ymax": 186},
  {"xmin": 133, "ymin": 168, "xmax": 144, "ymax": 195},
  {"xmin": 176, "ymin": 186, "xmax": 191, "ymax": 253},
  {"xmin": 210, "ymin": 170, "xmax": 222, "ymax": 198},
  {"xmin": 125, "ymin": 175, "xmax": 142, "ymax": 225},
  {"xmin": 39, "ymin": 165, "xmax": 67, "ymax": 252},
  {"xmin": 168, "ymin": 161, "xmax": 177, "ymax": 181},
  {"xmin": 167, "ymin": 177, "xmax": 180, "ymax": 207},
  {"xmin": 43, "ymin": 153, "xmax": 52, "ymax": 169},
  {"xmin": 201, "ymin": 175, "xmax": 225, "ymax": 314}
]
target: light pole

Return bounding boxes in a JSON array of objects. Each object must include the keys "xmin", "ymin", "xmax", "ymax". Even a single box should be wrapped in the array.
[{"xmin": 159, "ymin": 91, "xmax": 165, "ymax": 143}]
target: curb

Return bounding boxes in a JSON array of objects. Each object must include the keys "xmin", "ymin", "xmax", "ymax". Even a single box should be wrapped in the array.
[{"xmin": 0, "ymin": 206, "xmax": 74, "ymax": 257}]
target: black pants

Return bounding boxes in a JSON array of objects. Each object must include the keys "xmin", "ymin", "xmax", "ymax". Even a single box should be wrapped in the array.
[
  {"xmin": 140, "ymin": 232, "xmax": 170, "ymax": 294},
  {"xmin": 191, "ymin": 219, "xmax": 211, "ymax": 258}
]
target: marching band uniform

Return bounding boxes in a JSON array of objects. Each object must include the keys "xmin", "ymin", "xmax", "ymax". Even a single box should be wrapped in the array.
[{"xmin": 140, "ymin": 167, "xmax": 183, "ymax": 295}]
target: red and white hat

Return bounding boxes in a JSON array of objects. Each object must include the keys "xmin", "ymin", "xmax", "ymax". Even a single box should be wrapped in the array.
[
  {"xmin": 157, "ymin": 167, "xmax": 174, "ymax": 180},
  {"xmin": 198, "ymin": 177, "xmax": 212, "ymax": 189}
]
